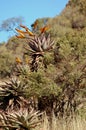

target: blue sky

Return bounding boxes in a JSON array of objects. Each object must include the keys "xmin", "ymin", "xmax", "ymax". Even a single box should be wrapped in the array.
[{"xmin": 0, "ymin": 0, "xmax": 69, "ymax": 43}]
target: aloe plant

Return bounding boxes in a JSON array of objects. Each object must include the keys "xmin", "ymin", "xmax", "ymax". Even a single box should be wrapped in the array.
[
  {"xmin": 0, "ymin": 78, "xmax": 28, "ymax": 111},
  {"xmin": 14, "ymin": 63, "xmax": 30, "ymax": 78},
  {"xmin": 0, "ymin": 109, "xmax": 42, "ymax": 130},
  {"xmin": 16, "ymin": 25, "xmax": 54, "ymax": 72}
]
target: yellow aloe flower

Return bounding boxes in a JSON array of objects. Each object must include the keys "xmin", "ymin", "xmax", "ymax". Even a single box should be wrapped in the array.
[
  {"xmin": 16, "ymin": 35, "xmax": 25, "ymax": 38},
  {"xmin": 15, "ymin": 28, "xmax": 25, "ymax": 34},
  {"xmin": 15, "ymin": 57, "xmax": 22, "ymax": 64},
  {"xmin": 15, "ymin": 28, "xmax": 25, "ymax": 38},
  {"xmin": 15, "ymin": 25, "xmax": 34, "ymax": 37},
  {"xmin": 40, "ymin": 25, "xmax": 50, "ymax": 33},
  {"xmin": 26, "ymin": 29, "xmax": 34, "ymax": 36},
  {"xmin": 20, "ymin": 24, "xmax": 35, "ymax": 36},
  {"xmin": 31, "ymin": 20, "xmax": 38, "ymax": 29}
]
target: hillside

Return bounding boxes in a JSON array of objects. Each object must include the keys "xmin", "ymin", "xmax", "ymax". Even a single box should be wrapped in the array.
[{"xmin": 0, "ymin": 0, "xmax": 86, "ymax": 120}]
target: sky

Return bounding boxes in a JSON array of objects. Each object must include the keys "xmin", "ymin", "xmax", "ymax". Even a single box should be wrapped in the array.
[{"xmin": 0, "ymin": 0, "xmax": 69, "ymax": 43}]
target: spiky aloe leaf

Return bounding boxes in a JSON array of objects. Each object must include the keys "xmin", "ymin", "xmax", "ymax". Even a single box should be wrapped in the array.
[{"xmin": 26, "ymin": 34, "xmax": 54, "ymax": 55}]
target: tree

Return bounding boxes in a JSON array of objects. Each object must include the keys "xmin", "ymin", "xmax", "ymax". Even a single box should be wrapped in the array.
[{"xmin": 0, "ymin": 17, "xmax": 24, "ymax": 33}]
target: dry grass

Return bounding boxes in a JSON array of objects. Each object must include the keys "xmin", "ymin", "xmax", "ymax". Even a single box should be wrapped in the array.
[{"xmin": 39, "ymin": 113, "xmax": 86, "ymax": 130}]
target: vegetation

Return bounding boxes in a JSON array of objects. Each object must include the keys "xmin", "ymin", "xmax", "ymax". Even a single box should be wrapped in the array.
[{"xmin": 0, "ymin": 0, "xmax": 86, "ymax": 129}]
